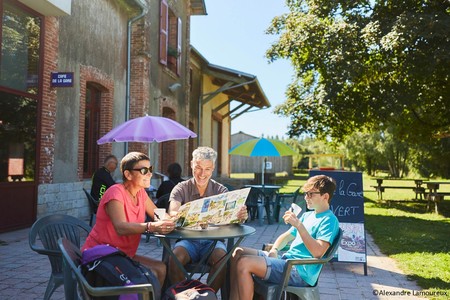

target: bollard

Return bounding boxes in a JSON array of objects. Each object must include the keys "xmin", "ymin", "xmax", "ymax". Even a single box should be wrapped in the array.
[{"xmin": 257, "ymin": 202, "xmax": 264, "ymax": 226}]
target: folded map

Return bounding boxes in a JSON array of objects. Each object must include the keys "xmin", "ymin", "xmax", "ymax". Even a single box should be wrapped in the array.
[{"xmin": 177, "ymin": 187, "xmax": 251, "ymax": 227}]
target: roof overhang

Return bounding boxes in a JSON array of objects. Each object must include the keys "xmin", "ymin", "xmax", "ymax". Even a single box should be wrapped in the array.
[
  {"xmin": 190, "ymin": 0, "xmax": 207, "ymax": 15},
  {"xmin": 191, "ymin": 47, "xmax": 270, "ymax": 120},
  {"xmin": 18, "ymin": 0, "xmax": 71, "ymax": 16}
]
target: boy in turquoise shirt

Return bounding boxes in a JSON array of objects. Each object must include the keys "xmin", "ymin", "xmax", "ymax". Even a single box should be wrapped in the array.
[{"xmin": 230, "ymin": 175, "xmax": 340, "ymax": 300}]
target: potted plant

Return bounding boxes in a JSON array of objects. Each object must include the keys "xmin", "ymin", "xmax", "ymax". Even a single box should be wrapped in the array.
[
  {"xmin": 167, "ymin": 47, "xmax": 179, "ymax": 69},
  {"xmin": 167, "ymin": 47, "xmax": 179, "ymax": 58}
]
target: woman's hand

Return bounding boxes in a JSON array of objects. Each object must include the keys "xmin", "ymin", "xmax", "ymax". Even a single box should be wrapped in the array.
[{"xmin": 152, "ymin": 219, "xmax": 176, "ymax": 234}]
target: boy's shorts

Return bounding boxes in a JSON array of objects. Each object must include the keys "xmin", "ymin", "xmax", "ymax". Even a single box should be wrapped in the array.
[{"xmin": 257, "ymin": 250, "xmax": 309, "ymax": 287}]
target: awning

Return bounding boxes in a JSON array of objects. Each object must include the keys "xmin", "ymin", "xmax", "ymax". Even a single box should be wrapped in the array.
[{"xmin": 191, "ymin": 47, "xmax": 271, "ymax": 120}]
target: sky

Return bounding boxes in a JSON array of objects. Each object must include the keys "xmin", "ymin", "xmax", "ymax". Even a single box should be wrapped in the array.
[{"xmin": 190, "ymin": 0, "xmax": 294, "ymax": 139}]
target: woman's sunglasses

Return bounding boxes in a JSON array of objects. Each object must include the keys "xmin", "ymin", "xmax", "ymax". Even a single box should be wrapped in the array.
[{"xmin": 129, "ymin": 166, "xmax": 153, "ymax": 175}]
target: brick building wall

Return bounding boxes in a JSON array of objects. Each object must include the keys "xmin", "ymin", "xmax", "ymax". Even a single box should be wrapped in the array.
[
  {"xmin": 78, "ymin": 65, "xmax": 114, "ymax": 179},
  {"xmin": 129, "ymin": 20, "xmax": 151, "ymax": 154},
  {"xmin": 160, "ymin": 107, "xmax": 177, "ymax": 174},
  {"xmin": 38, "ymin": 17, "xmax": 59, "ymax": 184}
]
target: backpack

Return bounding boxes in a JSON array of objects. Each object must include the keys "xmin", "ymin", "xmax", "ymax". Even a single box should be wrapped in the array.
[
  {"xmin": 81, "ymin": 245, "xmax": 161, "ymax": 300},
  {"xmin": 162, "ymin": 279, "xmax": 217, "ymax": 300}
]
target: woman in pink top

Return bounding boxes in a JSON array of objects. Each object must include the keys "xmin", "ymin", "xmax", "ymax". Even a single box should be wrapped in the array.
[{"xmin": 82, "ymin": 152, "xmax": 175, "ymax": 287}]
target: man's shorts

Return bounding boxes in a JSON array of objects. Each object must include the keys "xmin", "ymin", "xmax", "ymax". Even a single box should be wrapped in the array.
[
  {"xmin": 174, "ymin": 239, "xmax": 227, "ymax": 263},
  {"xmin": 257, "ymin": 250, "xmax": 309, "ymax": 287}
]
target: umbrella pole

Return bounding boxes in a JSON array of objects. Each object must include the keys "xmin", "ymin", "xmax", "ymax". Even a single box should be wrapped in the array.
[{"xmin": 262, "ymin": 157, "xmax": 267, "ymax": 187}]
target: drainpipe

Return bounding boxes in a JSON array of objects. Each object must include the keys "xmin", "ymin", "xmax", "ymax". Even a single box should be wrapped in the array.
[{"xmin": 125, "ymin": 0, "xmax": 148, "ymax": 154}]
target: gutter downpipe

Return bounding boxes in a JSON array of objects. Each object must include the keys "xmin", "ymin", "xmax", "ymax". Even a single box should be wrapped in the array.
[
  {"xmin": 197, "ymin": 77, "xmax": 257, "ymax": 145},
  {"xmin": 125, "ymin": 0, "xmax": 148, "ymax": 154}
]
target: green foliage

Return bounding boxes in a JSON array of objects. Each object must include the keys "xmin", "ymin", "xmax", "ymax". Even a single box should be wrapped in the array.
[
  {"xmin": 408, "ymin": 137, "xmax": 450, "ymax": 178},
  {"xmin": 343, "ymin": 131, "xmax": 383, "ymax": 174},
  {"xmin": 290, "ymin": 133, "xmax": 449, "ymax": 178},
  {"xmin": 377, "ymin": 127, "xmax": 410, "ymax": 177},
  {"xmin": 283, "ymin": 138, "xmax": 307, "ymax": 168},
  {"xmin": 267, "ymin": 0, "xmax": 450, "ymax": 143},
  {"xmin": 168, "ymin": 47, "xmax": 179, "ymax": 58},
  {"xmin": 341, "ymin": 131, "xmax": 450, "ymax": 177}
]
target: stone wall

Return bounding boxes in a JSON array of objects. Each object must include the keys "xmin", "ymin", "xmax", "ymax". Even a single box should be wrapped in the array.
[{"xmin": 37, "ymin": 182, "xmax": 92, "ymax": 220}]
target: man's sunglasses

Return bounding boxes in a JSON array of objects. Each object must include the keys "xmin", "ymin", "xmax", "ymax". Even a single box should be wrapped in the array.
[{"xmin": 129, "ymin": 166, "xmax": 153, "ymax": 175}]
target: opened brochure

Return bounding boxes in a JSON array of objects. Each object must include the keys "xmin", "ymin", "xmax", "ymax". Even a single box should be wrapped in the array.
[{"xmin": 177, "ymin": 187, "xmax": 251, "ymax": 228}]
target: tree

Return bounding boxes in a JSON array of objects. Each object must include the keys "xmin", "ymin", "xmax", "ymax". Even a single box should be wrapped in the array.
[
  {"xmin": 267, "ymin": 0, "xmax": 450, "ymax": 144},
  {"xmin": 376, "ymin": 127, "xmax": 410, "ymax": 178},
  {"xmin": 342, "ymin": 132, "xmax": 383, "ymax": 175},
  {"xmin": 408, "ymin": 137, "xmax": 450, "ymax": 178}
]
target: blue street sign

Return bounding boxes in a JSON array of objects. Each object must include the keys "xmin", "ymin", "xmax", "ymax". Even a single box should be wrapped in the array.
[{"xmin": 50, "ymin": 72, "xmax": 74, "ymax": 87}]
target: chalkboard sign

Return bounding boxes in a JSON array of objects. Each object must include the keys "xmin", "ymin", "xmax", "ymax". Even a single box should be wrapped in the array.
[{"xmin": 309, "ymin": 170, "xmax": 367, "ymax": 272}]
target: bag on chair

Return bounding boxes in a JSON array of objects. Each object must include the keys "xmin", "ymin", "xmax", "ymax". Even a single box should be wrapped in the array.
[
  {"xmin": 81, "ymin": 244, "xmax": 161, "ymax": 300},
  {"xmin": 162, "ymin": 279, "xmax": 217, "ymax": 300}
]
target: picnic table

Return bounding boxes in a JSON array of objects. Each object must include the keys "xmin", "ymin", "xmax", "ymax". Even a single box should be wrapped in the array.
[
  {"xmin": 371, "ymin": 179, "xmax": 425, "ymax": 200},
  {"xmin": 424, "ymin": 181, "xmax": 450, "ymax": 214}
]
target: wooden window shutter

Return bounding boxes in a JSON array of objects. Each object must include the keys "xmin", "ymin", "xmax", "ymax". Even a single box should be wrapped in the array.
[
  {"xmin": 176, "ymin": 17, "xmax": 182, "ymax": 75},
  {"xmin": 159, "ymin": 0, "xmax": 168, "ymax": 64}
]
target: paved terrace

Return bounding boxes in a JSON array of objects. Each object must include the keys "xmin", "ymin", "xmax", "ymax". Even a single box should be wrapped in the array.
[{"xmin": 0, "ymin": 219, "xmax": 428, "ymax": 300}]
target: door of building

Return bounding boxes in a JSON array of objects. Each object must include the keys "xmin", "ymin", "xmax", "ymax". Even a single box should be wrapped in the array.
[
  {"xmin": 0, "ymin": 183, "xmax": 37, "ymax": 232},
  {"xmin": 0, "ymin": 2, "xmax": 42, "ymax": 232}
]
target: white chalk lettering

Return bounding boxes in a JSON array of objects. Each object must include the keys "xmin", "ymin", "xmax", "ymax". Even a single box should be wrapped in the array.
[
  {"xmin": 346, "ymin": 183, "xmax": 364, "ymax": 198},
  {"xmin": 338, "ymin": 180, "xmax": 345, "ymax": 196},
  {"xmin": 338, "ymin": 180, "xmax": 363, "ymax": 198},
  {"xmin": 331, "ymin": 205, "xmax": 359, "ymax": 216}
]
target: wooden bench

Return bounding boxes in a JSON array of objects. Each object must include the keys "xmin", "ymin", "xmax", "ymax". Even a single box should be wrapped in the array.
[
  {"xmin": 424, "ymin": 182, "xmax": 450, "ymax": 214},
  {"xmin": 371, "ymin": 179, "xmax": 425, "ymax": 200},
  {"xmin": 426, "ymin": 192, "xmax": 450, "ymax": 214}
]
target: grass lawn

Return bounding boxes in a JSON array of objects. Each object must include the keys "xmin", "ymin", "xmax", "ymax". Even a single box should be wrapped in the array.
[
  {"xmin": 362, "ymin": 176, "xmax": 450, "ymax": 300},
  {"xmin": 250, "ymin": 172, "xmax": 450, "ymax": 299}
]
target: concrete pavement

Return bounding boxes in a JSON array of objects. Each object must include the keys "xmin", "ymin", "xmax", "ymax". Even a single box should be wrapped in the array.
[{"xmin": 0, "ymin": 219, "xmax": 428, "ymax": 300}]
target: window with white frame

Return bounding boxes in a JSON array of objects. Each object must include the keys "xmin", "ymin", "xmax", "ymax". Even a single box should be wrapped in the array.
[{"xmin": 159, "ymin": 0, "xmax": 181, "ymax": 75}]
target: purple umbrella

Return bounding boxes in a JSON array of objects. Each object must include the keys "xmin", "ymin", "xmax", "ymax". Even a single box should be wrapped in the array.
[{"xmin": 97, "ymin": 115, "xmax": 197, "ymax": 144}]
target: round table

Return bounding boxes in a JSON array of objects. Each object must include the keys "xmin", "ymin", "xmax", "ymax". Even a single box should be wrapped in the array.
[{"xmin": 151, "ymin": 224, "xmax": 256, "ymax": 300}]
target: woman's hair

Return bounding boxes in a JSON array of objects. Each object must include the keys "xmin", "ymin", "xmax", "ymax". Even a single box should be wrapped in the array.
[
  {"xmin": 120, "ymin": 152, "xmax": 150, "ymax": 181},
  {"xmin": 302, "ymin": 175, "xmax": 336, "ymax": 203},
  {"xmin": 167, "ymin": 162, "xmax": 182, "ymax": 178},
  {"xmin": 191, "ymin": 146, "xmax": 217, "ymax": 163}
]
